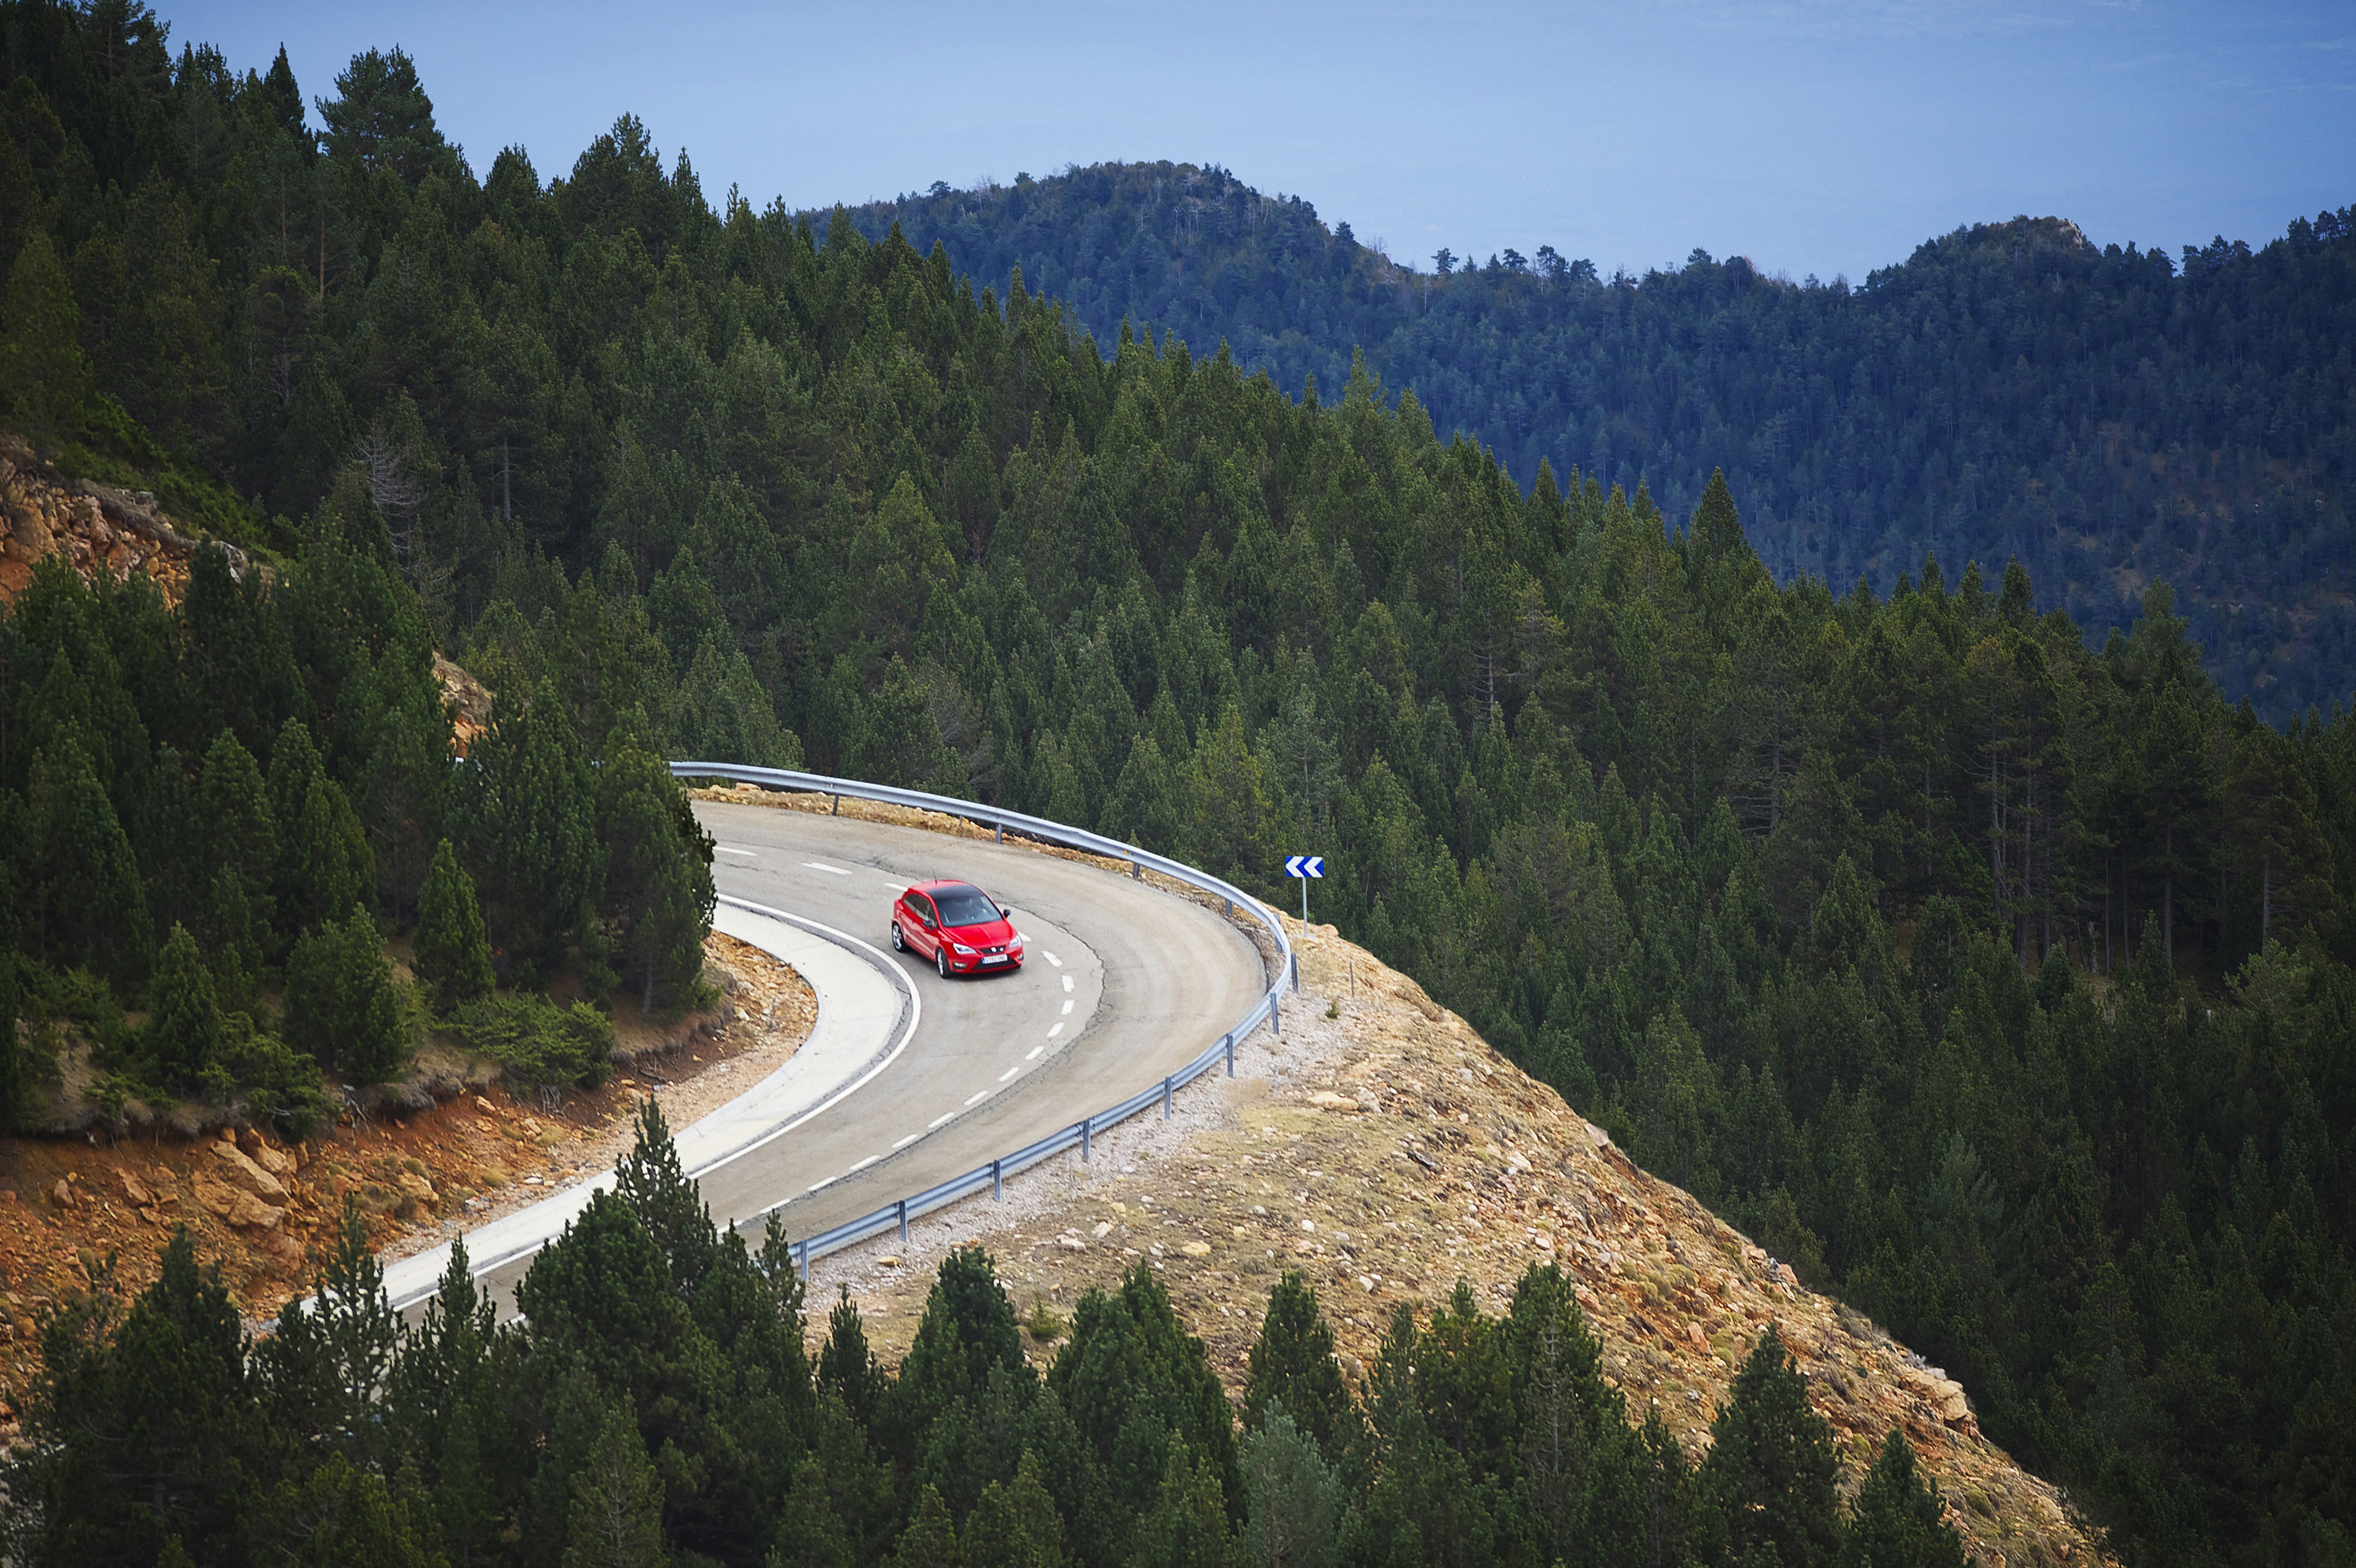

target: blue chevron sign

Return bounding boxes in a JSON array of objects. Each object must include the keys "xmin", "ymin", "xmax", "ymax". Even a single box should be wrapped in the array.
[{"xmin": 1285, "ymin": 855, "xmax": 1325, "ymax": 879}]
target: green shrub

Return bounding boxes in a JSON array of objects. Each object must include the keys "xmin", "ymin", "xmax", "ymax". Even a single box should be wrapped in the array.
[{"xmin": 446, "ymin": 993, "xmax": 614, "ymax": 1094}]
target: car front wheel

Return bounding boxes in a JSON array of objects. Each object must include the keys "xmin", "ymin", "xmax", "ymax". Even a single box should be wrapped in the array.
[{"xmin": 935, "ymin": 948, "xmax": 950, "ymax": 979}]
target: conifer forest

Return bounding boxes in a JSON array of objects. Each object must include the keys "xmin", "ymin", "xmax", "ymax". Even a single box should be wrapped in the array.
[{"xmin": 0, "ymin": 5, "xmax": 2353, "ymax": 1564}]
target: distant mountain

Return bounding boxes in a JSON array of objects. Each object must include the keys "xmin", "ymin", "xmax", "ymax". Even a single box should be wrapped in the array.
[{"xmin": 829, "ymin": 166, "xmax": 2356, "ymax": 719}]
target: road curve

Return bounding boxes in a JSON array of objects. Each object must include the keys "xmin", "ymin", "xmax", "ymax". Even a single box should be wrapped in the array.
[{"xmin": 396, "ymin": 800, "xmax": 1267, "ymax": 1313}]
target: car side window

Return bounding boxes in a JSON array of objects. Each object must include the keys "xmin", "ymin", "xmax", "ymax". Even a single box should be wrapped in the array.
[{"xmin": 910, "ymin": 893, "xmax": 935, "ymax": 926}]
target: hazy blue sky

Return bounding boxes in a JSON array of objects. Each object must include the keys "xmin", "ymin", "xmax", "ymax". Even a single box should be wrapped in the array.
[{"xmin": 173, "ymin": 0, "xmax": 2351, "ymax": 282}]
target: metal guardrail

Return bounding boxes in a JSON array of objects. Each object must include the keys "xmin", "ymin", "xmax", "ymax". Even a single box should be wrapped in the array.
[{"xmin": 671, "ymin": 762, "xmax": 1296, "ymax": 1277}]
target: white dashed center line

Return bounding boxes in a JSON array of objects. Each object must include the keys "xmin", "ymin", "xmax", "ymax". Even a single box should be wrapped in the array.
[
  {"xmin": 1047, "ymin": 1022, "xmax": 1063, "ymax": 1038},
  {"xmin": 997, "ymin": 1065, "xmax": 1019, "ymax": 1082},
  {"xmin": 927, "ymin": 1111, "xmax": 956, "ymax": 1128},
  {"xmin": 892, "ymin": 1132, "xmax": 920, "ymax": 1149},
  {"xmin": 1061, "ymin": 974, "xmax": 1074, "ymax": 992},
  {"xmin": 1044, "ymin": 952, "xmax": 1062, "ymax": 967},
  {"xmin": 846, "ymin": 1154, "xmax": 880, "ymax": 1173},
  {"xmin": 801, "ymin": 861, "xmax": 851, "ymax": 875},
  {"xmin": 715, "ymin": 844, "xmax": 759, "ymax": 857},
  {"xmin": 1060, "ymin": 999, "xmax": 1074, "ymax": 1014},
  {"xmin": 1025, "ymin": 1045, "xmax": 1044, "ymax": 1060},
  {"xmin": 964, "ymin": 1089, "xmax": 990, "ymax": 1107}
]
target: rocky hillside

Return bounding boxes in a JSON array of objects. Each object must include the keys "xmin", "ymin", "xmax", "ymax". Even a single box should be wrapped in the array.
[
  {"xmin": 751, "ymin": 800, "xmax": 2102, "ymax": 1565},
  {"xmin": 0, "ymin": 433, "xmax": 236, "ymax": 607}
]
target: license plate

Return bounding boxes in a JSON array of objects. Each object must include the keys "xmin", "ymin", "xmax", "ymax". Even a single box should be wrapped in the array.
[{"xmin": 981, "ymin": 954, "xmax": 1008, "ymax": 964}]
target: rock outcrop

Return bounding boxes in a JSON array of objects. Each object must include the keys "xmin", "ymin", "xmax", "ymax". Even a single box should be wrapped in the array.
[{"xmin": 0, "ymin": 434, "xmax": 238, "ymax": 607}]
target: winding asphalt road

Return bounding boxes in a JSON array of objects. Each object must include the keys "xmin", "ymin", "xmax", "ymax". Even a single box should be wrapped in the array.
[{"xmin": 386, "ymin": 800, "xmax": 1268, "ymax": 1314}]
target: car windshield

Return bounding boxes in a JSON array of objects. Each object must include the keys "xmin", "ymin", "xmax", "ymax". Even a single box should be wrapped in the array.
[{"xmin": 931, "ymin": 886, "xmax": 1000, "ymax": 927}]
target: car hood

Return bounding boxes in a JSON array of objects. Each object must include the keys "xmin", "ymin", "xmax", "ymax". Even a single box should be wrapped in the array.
[{"xmin": 942, "ymin": 916, "xmax": 1016, "ymax": 945}]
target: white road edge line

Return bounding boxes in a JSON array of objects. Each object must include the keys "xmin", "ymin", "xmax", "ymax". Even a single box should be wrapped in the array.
[
  {"xmin": 715, "ymin": 844, "xmax": 760, "ymax": 857},
  {"xmin": 1025, "ymin": 1045, "xmax": 1044, "ymax": 1060},
  {"xmin": 892, "ymin": 1133, "xmax": 920, "ymax": 1148},
  {"xmin": 846, "ymin": 1154, "xmax": 881, "ymax": 1174},
  {"xmin": 964, "ymin": 1089, "xmax": 989, "ymax": 1106},
  {"xmin": 802, "ymin": 861, "xmax": 852, "ymax": 875},
  {"xmin": 998, "ymin": 1065, "xmax": 1019, "ymax": 1082},
  {"xmin": 928, "ymin": 1111, "xmax": 956, "ymax": 1128}
]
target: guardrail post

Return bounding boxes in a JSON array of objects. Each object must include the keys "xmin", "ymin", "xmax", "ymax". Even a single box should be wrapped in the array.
[
  {"xmin": 1224, "ymin": 1033, "xmax": 1235, "ymax": 1076},
  {"xmin": 1271, "ymin": 995, "xmax": 1281, "ymax": 1037},
  {"xmin": 897, "ymin": 1199, "xmax": 908, "ymax": 1243},
  {"xmin": 995, "ymin": 821, "xmax": 1003, "ymax": 845},
  {"xmin": 830, "ymin": 792, "xmax": 840, "ymax": 817},
  {"xmin": 1291, "ymin": 952, "xmax": 1301, "ymax": 995},
  {"xmin": 1131, "ymin": 854, "xmax": 1141, "ymax": 880},
  {"xmin": 992, "ymin": 1159, "xmax": 1002, "ymax": 1200},
  {"xmin": 1162, "ymin": 1077, "xmax": 1173, "ymax": 1118},
  {"xmin": 1081, "ymin": 1119, "xmax": 1091, "ymax": 1163},
  {"xmin": 795, "ymin": 1239, "xmax": 809, "ymax": 1281}
]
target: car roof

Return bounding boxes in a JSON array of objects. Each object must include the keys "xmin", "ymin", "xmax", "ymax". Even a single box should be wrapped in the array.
[{"xmin": 907, "ymin": 879, "xmax": 982, "ymax": 894}]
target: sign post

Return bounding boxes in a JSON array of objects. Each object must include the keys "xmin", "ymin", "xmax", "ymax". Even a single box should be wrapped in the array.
[{"xmin": 1284, "ymin": 854, "xmax": 1325, "ymax": 941}]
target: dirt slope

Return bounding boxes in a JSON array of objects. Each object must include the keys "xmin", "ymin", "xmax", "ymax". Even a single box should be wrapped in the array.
[{"xmin": 805, "ymin": 904, "xmax": 2102, "ymax": 1566}]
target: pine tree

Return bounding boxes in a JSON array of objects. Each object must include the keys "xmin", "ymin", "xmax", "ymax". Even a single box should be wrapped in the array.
[
  {"xmin": 0, "ymin": 228, "xmax": 90, "ymax": 440},
  {"xmin": 464, "ymin": 681, "xmax": 599, "ymax": 976},
  {"xmin": 248, "ymin": 1453, "xmax": 442, "ymax": 1567},
  {"xmin": 1502, "ymin": 1262, "xmax": 1617, "ymax": 1562},
  {"xmin": 288, "ymin": 774, "xmax": 376, "ymax": 932},
  {"xmin": 1836, "ymin": 1429, "xmax": 1966, "ymax": 1568},
  {"xmin": 148, "ymin": 924, "xmax": 224, "ymax": 1090},
  {"xmin": 269, "ymin": 719, "xmax": 374, "ymax": 935},
  {"xmin": 199, "ymin": 729, "xmax": 277, "ymax": 973},
  {"xmin": 818, "ymin": 1285, "xmax": 888, "ymax": 1434},
  {"xmin": 1131, "ymin": 1442, "xmax": 1234, "ymax": 1568},
  {"xmin": 889, "ymin": 1484, "xmax": 960, "ymax": 1568},
  {"xmin": 892, "ymin": 1245, "xmax": 1031, "ymax": 1460},
  {"xmin": 676, "ymin": 636, "xmax": 801, "ymax": 768},
  {"xmin": 847, "ymin": 657, "xmax": 964, "ymax": 795},
  {"xmin": 383, "ymin": 1234, "xmax": 503, "ymax": 1553},
  {"xmin": 1703, "ymin": 1328, "xmax": 1842, "ymax": 1567},
  {"xmin": 1239, "ymin": 1401, "xmax": 1344, "ymax": 1568},
  {"xmin": 23, "ymin": 739, "xmax": 152, "ymax": 983},
  {"xmin": 613, "ymin": 1096, "xmax": 717, "ymax": 1296},
  {"xmin": 412, "ymin": 838, "xmax": 492, "ymax": 1011},
  {"xmin": 563, "ymin": 1401, "xmax": 667, "ymax": 1568},
  {"xmin": 1242, "ymin": 1270, "xmax": 1355, "ymax": 1461},
  {"xmin": 961, "ymin": 1451, "xmax": 1069, "ymax": 1568},
  {"xmin": 20, "ymin": 1228, "xmax": 258, "ymax": 1565},
  {"xmin": 284, "ymin": 906, "xmax": 407, "ymax": 1082},
  {"xmin": 598, "ymin": 711, "xmax": 714, "ymax": 1015}
]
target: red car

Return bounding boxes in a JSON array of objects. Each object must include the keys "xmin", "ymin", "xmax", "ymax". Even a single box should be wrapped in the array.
[{"xmin": 891, "ymin": 879, "xmax": 1025, "ymax": 978}]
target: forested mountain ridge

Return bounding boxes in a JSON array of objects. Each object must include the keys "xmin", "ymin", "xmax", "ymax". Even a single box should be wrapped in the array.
[
  {"xmin": 2, "ymin": 4, "xmax": 2354, "ymax": 1562},
  {"xmin": 832, "ymin": 165, "xmax": 2356, "ymax": 721}
]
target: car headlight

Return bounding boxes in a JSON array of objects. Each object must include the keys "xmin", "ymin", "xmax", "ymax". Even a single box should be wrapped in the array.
[
  {"xmin": 1008, "ymin": 934, "xmax": 1024, "ymax": 949},
  {"xmin": 952, "ymin": 942, "xmax": 975, "ymax": 956}
]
